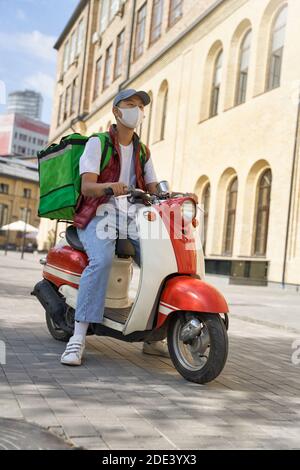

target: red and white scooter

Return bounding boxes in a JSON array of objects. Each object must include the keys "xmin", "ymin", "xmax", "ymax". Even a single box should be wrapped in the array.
[{"xmin": 33, "ymin": 182, "xmax": 229, "ymax": 384}]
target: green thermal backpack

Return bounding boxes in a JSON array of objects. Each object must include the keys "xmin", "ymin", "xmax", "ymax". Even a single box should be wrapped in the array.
[{"xmin": 37, "ymin": 132, "xmax": 148, "ymax": 221}]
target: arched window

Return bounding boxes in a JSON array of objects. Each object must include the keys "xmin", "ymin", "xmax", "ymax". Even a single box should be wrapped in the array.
[
  {"xmin": 160, "ymin": 86, "xmax": 168, "ymax": 140},
  {"xmin": 210, "ymin": 50, "xmax": 223, "ymax": 117},
  {"xmin": 236, "ymin": 30, "xmax": 252, "ymax": 105},
  {"xmin": 267, "ymin": 6, "xmax": 288, "ymax": 91},
  {"xmin": 146, "ymin": 91, "xmax": 153, "ymax": 145},
  {"xmin": 223, "ymin": 177, "xmax": 238, "ymax": 255},
  {"xmin": 202, "ymin": 183, "xmax": 210, "ymax": 254},
  {"xmin": 155, "ymin": 81, "xmax": 168, "ymax": 142},
  {"xmin": 254, "ymin": 169, "xmax": 272, "ymax": 255},
  {"xmin": 140, "ymin": 91, "xmax": 153, "ymax": 144},
  {"xmin": 138, "ymin": 121, "xmax": 143, "ymax": 137}
]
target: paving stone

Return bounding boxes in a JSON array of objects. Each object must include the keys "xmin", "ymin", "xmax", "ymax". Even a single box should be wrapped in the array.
[
  {"xmin": 71, "ymin": 435, "xmax": 109, "ymax": 450},
  {"xmin": 55, "ymin": 415, "xmax": 100, "ymax": 438}
]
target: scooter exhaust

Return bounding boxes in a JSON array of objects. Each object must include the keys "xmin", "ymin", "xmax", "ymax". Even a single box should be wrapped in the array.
[{"xmin": 31, "ymin": 280, "xmax": 69, "ymax": 332}]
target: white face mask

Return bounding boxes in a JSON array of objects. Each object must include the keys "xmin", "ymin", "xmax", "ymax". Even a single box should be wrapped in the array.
[{"xmin": 117, "ymin": 106, "xmax": 144, "ymax": 129}]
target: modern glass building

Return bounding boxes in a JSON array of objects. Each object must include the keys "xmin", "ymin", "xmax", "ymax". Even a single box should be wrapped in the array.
[{"xmin": 7, "ymin": 90, "xmax": 43, "ymax": 120}]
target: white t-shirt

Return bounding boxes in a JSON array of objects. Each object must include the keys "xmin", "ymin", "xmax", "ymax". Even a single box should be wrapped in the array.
[{"xmin": 79, "ymin": 136, "xmax": 157, "ymax": 186}]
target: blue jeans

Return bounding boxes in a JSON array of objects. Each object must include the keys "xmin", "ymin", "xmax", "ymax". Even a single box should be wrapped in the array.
[{"xmin": 75, "ymin": 211, "xmax": 140, "ymax": 323}]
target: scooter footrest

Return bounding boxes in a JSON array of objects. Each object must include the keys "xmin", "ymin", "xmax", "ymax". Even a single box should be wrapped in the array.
[{"xmin": 103, "ymin": 305, "xmax": 132, "ymax": 324}]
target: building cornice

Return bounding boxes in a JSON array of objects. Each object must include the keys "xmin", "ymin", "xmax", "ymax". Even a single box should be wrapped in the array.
[{"xmin": 54, "ymin": 0, "xmax": 89, "ymax": 50}]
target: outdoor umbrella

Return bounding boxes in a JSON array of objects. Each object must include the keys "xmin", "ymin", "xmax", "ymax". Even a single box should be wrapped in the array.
[
  {"xmin": 0, "ymin": 220, "xmax": 39, "ymax": 258},
  {"xmin": 0, "ymin": 220, "xmax": 39, "ymax": 233}
]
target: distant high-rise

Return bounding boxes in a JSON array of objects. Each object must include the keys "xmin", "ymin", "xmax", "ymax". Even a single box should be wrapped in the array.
[{"xmin": 7, "ymin": 90, "xmax": 43, "ymax": 120}]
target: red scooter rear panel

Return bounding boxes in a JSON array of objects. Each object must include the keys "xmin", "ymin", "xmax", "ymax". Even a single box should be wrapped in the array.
[{"xmin": 43, "ymin": 246, "xmax": 87, "ymax": 288}]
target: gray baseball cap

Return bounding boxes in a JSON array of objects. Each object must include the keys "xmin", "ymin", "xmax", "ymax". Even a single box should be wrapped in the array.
[{"xmin": 113, "ymin": 88, "xmax": 151, "ymax": 107}]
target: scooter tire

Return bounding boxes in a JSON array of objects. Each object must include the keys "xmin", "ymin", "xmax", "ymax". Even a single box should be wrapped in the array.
[
  {"xmin": 167, "ymin": 312, "xmax": 228, "ymax": 384},
  {"xmin": 45, "ymin": 310, "xmax": 72, "ymax": 343}
]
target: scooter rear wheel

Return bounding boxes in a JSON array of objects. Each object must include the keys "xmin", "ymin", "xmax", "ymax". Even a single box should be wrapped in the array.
[
  {"xmin": 45, "ymin": 310, "xmax": 72, "ymax": 343},
  {"xmin": 167, "ymin": 312, "xmax": 228, "ymax": 384}
]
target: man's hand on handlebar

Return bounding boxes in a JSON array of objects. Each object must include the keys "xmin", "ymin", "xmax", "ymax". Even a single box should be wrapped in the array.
[
  {"xmin": 104, "ymin": 185, "xmax": 152, "ymax": 204},
  {"xmin": 105, "ymin": 182, "xmax": 128, "ymax": 196}
]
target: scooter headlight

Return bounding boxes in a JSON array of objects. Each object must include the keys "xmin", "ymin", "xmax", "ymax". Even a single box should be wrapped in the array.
[{"xmin": 181, "ymin": 200, "xmax": 196, "ymax": 222}]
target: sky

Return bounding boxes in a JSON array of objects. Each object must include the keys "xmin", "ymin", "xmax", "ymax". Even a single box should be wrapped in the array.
[{"xmin": 0, "ymin": 0, "xmax": 79, "ymax": 124}]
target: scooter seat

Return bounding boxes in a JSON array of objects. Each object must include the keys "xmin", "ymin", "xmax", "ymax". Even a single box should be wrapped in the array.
[
  {"xmin": 66, "ymin": 225, "xmax": 85, "ymax": 252},
  {"xmin": 65, "ymin": 225, "xmax": 135, "ymax": 257}
]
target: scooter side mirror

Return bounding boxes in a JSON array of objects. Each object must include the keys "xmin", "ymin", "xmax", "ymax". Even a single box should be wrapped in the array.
[{"xmin": 156, "ymin": 181, "xmax": 170, "ymax": 194}]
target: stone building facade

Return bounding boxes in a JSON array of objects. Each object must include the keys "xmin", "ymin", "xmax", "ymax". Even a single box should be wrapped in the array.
[{"xmin": 40, "ymin": 0, "xmax": 300, "ymax": 286}]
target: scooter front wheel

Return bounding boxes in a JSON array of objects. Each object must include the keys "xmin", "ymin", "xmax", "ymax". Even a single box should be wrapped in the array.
[{"xmin": 167, "ymin": 312, "xmax": 228, "ymax": 384}]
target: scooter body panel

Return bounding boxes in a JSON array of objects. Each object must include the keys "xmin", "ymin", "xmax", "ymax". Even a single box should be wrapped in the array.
[
  {"xmin": 157, "ymin": 276, "xmax": 229, "ymax": 328},
  {"xmin": 44, "ymin": 246, "xmax": 87, "ymax": 288},
  {"xmin": 123, "ymin": 205, "xmax": 178, "ymax": 335},
  {"xmin": 159, "ymin": 199, "xmax": 197, "ymax": 274}
]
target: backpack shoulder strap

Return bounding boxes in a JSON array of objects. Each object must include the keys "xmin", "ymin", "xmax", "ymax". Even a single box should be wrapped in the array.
[
  {"xmin": 139, "ymin": 141, "xmax": 150, "ymax": 176},
  {"xmin": 90, "ymin": 132, "xmax": 114, "ymax": 172}
]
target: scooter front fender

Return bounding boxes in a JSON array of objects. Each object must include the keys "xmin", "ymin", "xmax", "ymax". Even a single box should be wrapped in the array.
[{"xmin": 157, "ymin": 276, "xmax": 229, "ymax": 328}]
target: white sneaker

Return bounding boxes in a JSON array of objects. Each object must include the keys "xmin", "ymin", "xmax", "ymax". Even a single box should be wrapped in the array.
[
  {"xmin": 142, "ymin": 339, "xmax": 170, "ymax": 358},
  {"xmin": 60, "ymin": 335, "xmax": 85, "ymax": 366}
]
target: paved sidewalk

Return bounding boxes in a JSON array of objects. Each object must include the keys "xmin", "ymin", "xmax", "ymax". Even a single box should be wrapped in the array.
[
  {"xmin": 206, "ymin": 274, "xmax": 300, "ymax": 334},
  {"xmin": 0, "ymin": 252, "xmax": 299, "ymax": 450}
]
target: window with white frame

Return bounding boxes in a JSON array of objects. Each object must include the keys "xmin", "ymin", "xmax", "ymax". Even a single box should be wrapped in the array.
[
  {"xmin": 63, "ymin": 40, "xmax": 70, "ymax": 73},
  {"xmin": 134, "ymin": 3, "xmax": 147, "ymax": 60},
  {"xmin": 93, "ymin": 57, "xmax": 103, "ymax": 100},
  {"xmin": 223, "ymin": 177, "xmax": 238, "ymax": 255},
  {"xmin": 0, "ymin": 183, "xmax": 9, "ymax": 194},
  {"xmin": 70, "ymin": 31, "xmax": 77, "ymax": 64},
  {"xmin": 253, "ymin": 169, "xmax": 272, "ymax": 256},
  {"xmin": 168, "ymin": 0, "xmax": 182, "ymax": 28},
  {"xmin": 114, "ymin": 29, "xmax": 125, "ymax": 79},
  {"xmin": 202, "ymin": 183, "xmax": 210, "ymax": 254},
  {"xmin": 0, "ymin": 204, "xmax": 8, "ymax": 227},
  {"xmin": 110, "ymin": 0, "xmax": 120, "ymax": 22},
  {"xmin": 236, "ymin": 30, "xmax": 252, "ymax": 106},
  {"xmin": 103, "ymin": 44, "xmax": 113, "ymax": 90},
  {"xmin": 64, "ymin": 85, "xmax": 71, "ymax": 120},
  {"xmin": 100, "ymin": 0, "xmax": 121, "ymax": 34},
  {"xmin": 71, "ymin": 77, "xmax": 78, "ymax": 114},
  {"xmin": 210, "ymin": 50, "xmax": 223, "ymax": 118},
  {"xmin": 76, "ymin": 19, "xmax": 85, "ymax": 56},
  {"xmin": 23, "ymin": 188, "xmax": 31, "ymax": 199},
  {"xmin": 150, "ymin": 0, "xmax": 164, "ymax": 44},
  {"xmin": 267, "ymin": 6, "xmax": 288, "ymax": 91}
]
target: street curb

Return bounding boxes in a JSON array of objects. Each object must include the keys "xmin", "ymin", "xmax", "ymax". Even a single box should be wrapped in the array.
[{"xmin": 231, "ymin": 313, "xmax": 300, "ymax": 335}]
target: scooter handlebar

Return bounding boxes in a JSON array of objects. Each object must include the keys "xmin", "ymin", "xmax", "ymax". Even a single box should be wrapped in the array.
[
  {"xmin": 104, "ymin": 187, "xmax": 114, "ymax": 196},
  {"xmin": 104, "ymin": 186, "xmax": 144, "ymax": 197},
  {"xmin": 104, "ymin": 186, "xmax": 152, "ymax": 204}
]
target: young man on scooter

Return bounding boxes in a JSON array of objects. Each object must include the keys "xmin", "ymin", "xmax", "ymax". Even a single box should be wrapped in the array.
[{"xmin": 61, "ymin": 89, "xmax": 169, "ymax": 366}]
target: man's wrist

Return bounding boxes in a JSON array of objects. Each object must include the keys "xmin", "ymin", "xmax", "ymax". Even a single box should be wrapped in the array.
[{"xmin": 98, "ymin": 182, "xmax": 110, "ymax": 197}]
